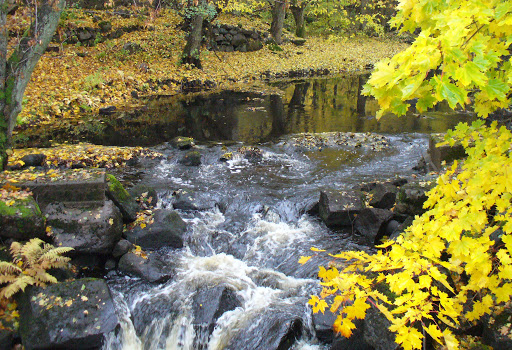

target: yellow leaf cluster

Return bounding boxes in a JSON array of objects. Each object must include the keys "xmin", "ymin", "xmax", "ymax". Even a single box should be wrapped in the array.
[{"xmin": 308, "ymin": 121, "xmax": 512, "ymax": 349}]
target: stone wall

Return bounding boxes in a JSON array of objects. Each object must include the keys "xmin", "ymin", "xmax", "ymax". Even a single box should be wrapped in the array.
[{"xmin": 208, "ymin": 24, "xmax": 267, "ymax": 52}]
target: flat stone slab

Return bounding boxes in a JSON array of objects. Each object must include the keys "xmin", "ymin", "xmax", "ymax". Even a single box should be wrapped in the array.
[
  {"xmin": 0, "ymin": 169, "xmax": 106, "ymax": 209},
  {"xmin": 319, "ymin": 190, "xmax": 365, "ymax": 227}
]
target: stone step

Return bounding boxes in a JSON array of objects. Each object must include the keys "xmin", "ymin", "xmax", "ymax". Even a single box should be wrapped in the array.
[{"xmin": 1, "ymin": 168, "xmax": 106, "ymax": 209}]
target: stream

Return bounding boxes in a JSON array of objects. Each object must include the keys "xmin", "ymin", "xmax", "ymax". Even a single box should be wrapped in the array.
[{"xmin": 99, "ymin": 75, "xmax": 472, "ymax": 350}]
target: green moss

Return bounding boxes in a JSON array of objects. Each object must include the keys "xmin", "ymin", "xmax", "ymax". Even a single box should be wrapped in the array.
[
  {"xmin": 106, "ymin": 174, "xmax": 130, "ymax": 202},
  {"xmin": 0, "ymin": 197, "xmax": 40, "ymax": 218}
]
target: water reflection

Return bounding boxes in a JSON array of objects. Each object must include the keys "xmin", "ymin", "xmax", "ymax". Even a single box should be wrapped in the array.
[{"xmin": 19, "ymin": 74, "xmax": 473, "ymax": 147}]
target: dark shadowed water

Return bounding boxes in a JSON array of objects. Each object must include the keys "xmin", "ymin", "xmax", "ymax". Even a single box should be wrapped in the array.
[{"xmin": 102, "ymin": 75, "xmax": 472, "ymax": 350}]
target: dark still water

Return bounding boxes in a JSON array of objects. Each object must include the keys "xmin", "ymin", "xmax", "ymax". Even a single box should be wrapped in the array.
[{"xmin": 23, "ymin": 74, "xmax": 472, "ymax": 147}]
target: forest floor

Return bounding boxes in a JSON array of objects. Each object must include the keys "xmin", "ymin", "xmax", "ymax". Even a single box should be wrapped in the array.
[{"xmin": 7, "ymin": 6, "xmax": 409, "ymax": 167}]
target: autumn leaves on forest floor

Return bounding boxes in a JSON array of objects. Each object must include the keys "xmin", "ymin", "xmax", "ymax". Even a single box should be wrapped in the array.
[{"xmin": 8, "ymin": 7, "xmax": 408, "ymax": 169}]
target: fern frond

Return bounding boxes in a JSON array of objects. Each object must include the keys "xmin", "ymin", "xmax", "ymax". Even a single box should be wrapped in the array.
[
  {"xmin": 40, "ymin": 247, "xmax": 73, "ymax": 263},
  {"xmin": 9, "ymin": 241, "xmax": 22, "ymax": 257},
  {"xmin": 20, "ymin": 238, "xmax": 44, "ymax": 268},
  {"xmin": 0, "ymin": 262, "xmax": 22, "ymax": 275},
  {"xmin": 0, "ymin": 275, "xmax": 20, "ymax": 285},
  {"xmin": 34, "ymin": 271, "xmax": 57, "ymax": 285},
  {"xmin": 0, "ymin": 275, "xmax": 33, "ymax": 299}
]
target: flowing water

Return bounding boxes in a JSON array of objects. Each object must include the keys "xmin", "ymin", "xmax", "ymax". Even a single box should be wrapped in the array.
[{"xmin": 101, "ymin": 75, "xmax": 472, "ymax": 350}]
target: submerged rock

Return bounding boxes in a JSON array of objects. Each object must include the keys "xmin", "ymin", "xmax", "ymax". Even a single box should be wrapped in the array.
[
  {"xmin": 193, "ymin": 284, "xmax": 242, "ymax": 348},
  {"xmin": 118, "ymin": 250, "xmax": 175, "ymax": 283},
  {"xmin": 124, "ymin": 209, "xmax": 186, "ymax": 250},
  {"xmin": 18, "ymin": 278, "xmax": 119, "ymax": 350},
  {"xmin": 318, "ymin": 190, "xmax": 365, "ymax": 227},
  {"xmin": 179, "ymin": 151, "xmax": 202, "ymax": 166}
]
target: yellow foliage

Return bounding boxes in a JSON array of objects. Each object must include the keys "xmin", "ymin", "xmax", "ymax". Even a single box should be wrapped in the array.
[
  {"xmin": 308, "ymin": 121, "xmax": 512, "ymax": 349},
  {"xmin": 0, "ymin": 239, "xmax": 73, "ymax": 300}
]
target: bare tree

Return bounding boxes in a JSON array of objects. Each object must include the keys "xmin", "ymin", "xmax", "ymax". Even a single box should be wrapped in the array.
[{"xmin": 0, "ymin": 0, "xmax": 65, "ymax": 170}]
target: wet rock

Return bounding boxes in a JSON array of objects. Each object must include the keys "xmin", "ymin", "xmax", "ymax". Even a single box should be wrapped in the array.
[
  {"xmin": 124, "ymin": 209, "xmax": 186, "ymax": 250},
  {"xmin": 98, "ymin": 20, "xmax": 112, "ymax": 33},
  {"xmin": 313, "ymin": 304, "xmax": 337, "ymax": 343},
  {"xmin": 179, "ymin": 150, "xmax": 202, "ymax": 166},
  {"xmin": 21, "ymin": 153, "xmax": 47, "ymax": 167},
  {"xmin": 106, "ymin": 174, "xmax": 139, "ymax": 222},
  {"xmin": 363, "ymin": 305, "xmax": 397, "ymax": 350},
  {"xmin": 238, "ymin": 147, "xmax": 263, "ymax": 163},
  {"xmin": 105, "ymin": 258, "xmax": 116, "ymax": 271},
  {"xmin": 112, "ymin": 239, "xmax": 134, "ymax": 258},
  {"xmin": 118, "ymin": 250, "xmax": 174, "ymax": 283},
  {"xmin": 99, "ymin": 106, "xmax": 116, "ymax": 115},
  {"xmin": 354, "ymin": 208, "xmax": 394, "ymax": 246},
  {"xmin": 219, "ymin": 152, "xmax": 233, "ymax": 162},
  {"xmin": 172, "ymin": 189, "xmax": 216, "ymax": 211},
  {"xmin": 368, "ymin": 183, "xmax": 397, "ymax": 210},
  {"xmin": 330, "ymin": 330, "xmax": 373, "ymax": 350},
  {"xmin": 389, "ymin": 216, "xmax": 414, "ymax": 242},
  {"xmin": 18, "ymin": 278, "xmax": 119, "ymax": 350},
  {"xmin": 193, "ymin": 285, "xmax": 241, "ymax": 347},
  {"xmin": 226, "ymin": 309, "xmax": 302, "ymax": 350},
  {"xmin": 128, "ymin": 184, "xmax": 158, "ymax": 208},
  {"xmin": 0, "ymin": 196, "xmax": 46, "ymax": 240},
  {"xmin": 318, "ymin": 190, "xmax": 365, "ymax": 227},
  {"xmin": 394, "ymin": 180, "xmax": 434, "ymax": 216},
  {"xmin": 45, "ymin": 201, "xmax": 123, "ymax": 255}
]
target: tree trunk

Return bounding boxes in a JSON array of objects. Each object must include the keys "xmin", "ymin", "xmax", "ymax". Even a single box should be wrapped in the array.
[
  {"xmin": 0, "ymin": 0, "xmax": 65, "ymax": 170},
  {"xmin": 290, "ymin": 2, "xmax": 306, "ymax": 38},
  {"xmin": 270, "ymin": 0, "xmax": 286, "ymax": 45},
  {"xmin": 181, "ymin": 0, "xmax": 206, "ymax": 69}
]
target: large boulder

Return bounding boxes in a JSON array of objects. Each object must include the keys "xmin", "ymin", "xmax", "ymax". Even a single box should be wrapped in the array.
[
  {"xmin": 319, "ymin": 190, "xmax": 365, "ymax": 227},
  {"xmin": 368, "ymin": 183, "xmax": 398, "ymax": 210},
  {"xmin": 105, "ymin": 174, "xmax": 139, "ymax": 222},
  {"xmin": 45, "ymin": 200, "xmax": 123, "ymax": 255},
  {"xmin": 172, "ymin": 189, "xmax": 216, "ymax": 211},
  {"xmin": 354, "ymin": 208, "xmax": 394, "ymax": 247},
  {"xmin": 0, "ymin": 196, "xmax": 46, "ymax": 240},
  {"xmin": 124, "ymin": 209, "xmax": 186, "ymax": 250},
  {"xmin": 225, "ymin": 309, "xmax": 302, "ymax": 350},
  {"xmin": 18, "ymin": 278, "xmax": 119, "ymax": 350},
  {"xmin": 193, "ymin": 285, "xmax": 242, "ymax": 349},
  {"xmin": 117, "ymin": 250, "xmax": 174, "ymax": 283}
]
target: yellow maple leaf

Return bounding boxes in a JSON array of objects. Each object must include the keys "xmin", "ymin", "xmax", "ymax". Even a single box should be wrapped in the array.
[{"xmin": 298, "ymin": 256, "xmax": 312, "ymax": 265}]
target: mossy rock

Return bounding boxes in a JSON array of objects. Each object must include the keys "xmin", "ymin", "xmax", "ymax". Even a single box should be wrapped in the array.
[
  {"xmin": 171, "ymin": 136, "xmax": 195, "ymax": 150},
  {"xmin": 0, "ymin": 196, "xmax": 46, "ymax": 240},
  {"xmin": 105, "ymin": 174, "xmax": 138, "ymax": 222}
]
